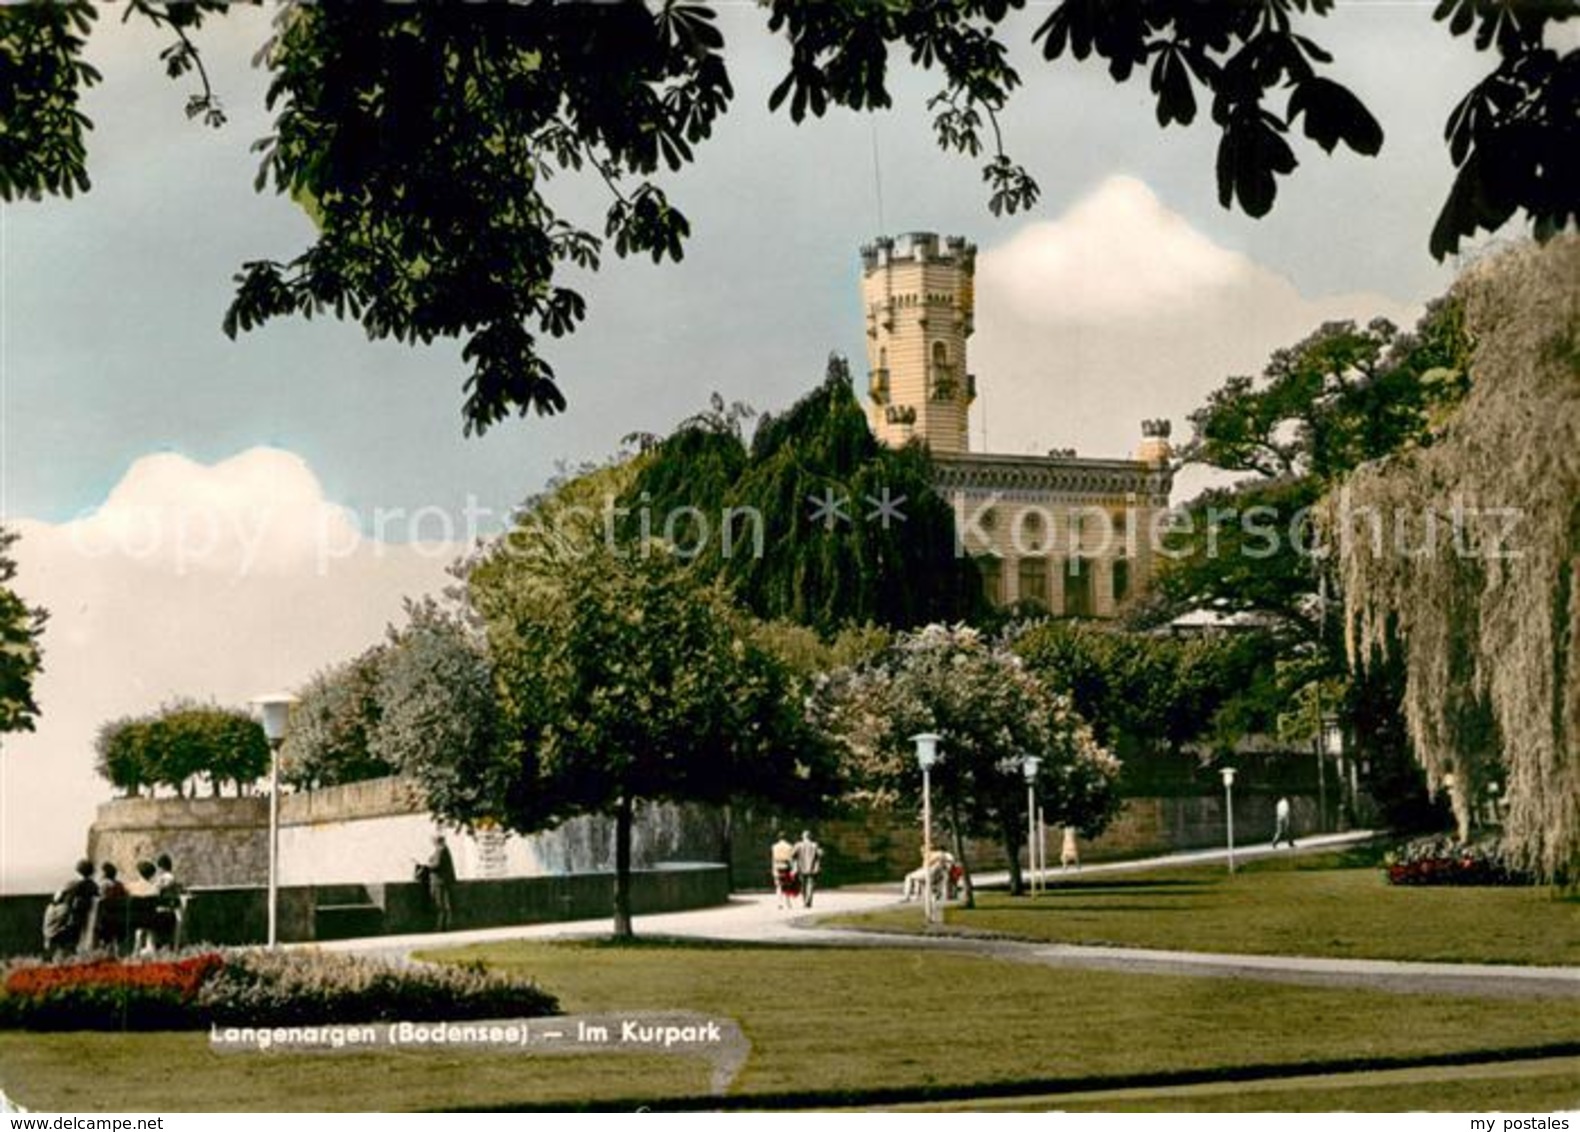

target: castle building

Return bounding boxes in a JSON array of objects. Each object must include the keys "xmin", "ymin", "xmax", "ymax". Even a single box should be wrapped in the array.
[{"xmin": 860, "ymin": 232, "xmax": 1175, "ymax": 616}]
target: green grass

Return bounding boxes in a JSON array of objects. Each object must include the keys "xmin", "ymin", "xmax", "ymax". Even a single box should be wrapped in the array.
[
  {"xmin": 895, "ymin": 1057, "xmax": 1580, "ymax": 1112},
  {"xmin": 828, "ymin": 852, "xmax": 1580, "ymax": 965},
  {"xmin": 0, "ymin": 1035, "xmax": 705, "ymax": 1112},
  {"xmin": 4, "ymin": 936, "xmax": 1577, "ymax": 1110}
]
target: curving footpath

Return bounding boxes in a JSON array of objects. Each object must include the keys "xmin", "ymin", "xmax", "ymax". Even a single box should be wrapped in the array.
[{"xmin": 320, "ymin": 833, "xmax": 1580, "ymax": 1001}]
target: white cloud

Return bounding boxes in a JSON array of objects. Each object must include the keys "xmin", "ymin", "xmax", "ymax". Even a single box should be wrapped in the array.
[
  {"xmin": 984, "ymin": 176, "xmax": 1254, "ymax": 325},
  {"xmin": 1, "ymin": 448, "xmax": 459, "ymax": 893},
  {"xmin": 55, "ymin": 448, "xmax": 363, "ymax": 577},
  {"xmin": 969, "ymin": 175, "xmax": 1422, "ymax": 463}
]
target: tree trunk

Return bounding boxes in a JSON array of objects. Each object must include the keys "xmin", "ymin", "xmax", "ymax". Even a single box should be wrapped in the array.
[
  {"xmin": 1002, "ymin": 817, "xmax": 1024, "ymax": 897},
  {"xmin": 613, "ymin": 793, "xmax": 634, "ymax": 939},
  {"xmin": 948, "ymin": 798, "xmax": 975, "ymax": 909},
  {"xmin": 720, "ymin": 803, "xmax": 734, "ymax": 892}
]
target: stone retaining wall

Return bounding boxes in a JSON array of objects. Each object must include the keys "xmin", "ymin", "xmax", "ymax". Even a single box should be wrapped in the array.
[
  {"xmin": 0, "ymin": 864, "xmax": 729, "ymax": 954},
  {"xmin": 87, "ymin": 794, "xmax": 271, "ymax": 888},
  {"xmin": 85, "ymin": 780, "xmax": 725, "ymax": 889}
]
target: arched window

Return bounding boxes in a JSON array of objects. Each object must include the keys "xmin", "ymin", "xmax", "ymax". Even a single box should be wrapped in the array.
[
  {"xmin": 930, "ymin": 341, "xmax": 956, "ymax": 401},
  {"xmin": 1017, "ymin": 557, "xmax": 1048, "ymax": 609}
]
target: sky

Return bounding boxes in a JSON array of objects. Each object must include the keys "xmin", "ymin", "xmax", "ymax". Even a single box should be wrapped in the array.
[{"xmin": 0, "ymin": 3, "xmax": 1513, "ymax": 890}]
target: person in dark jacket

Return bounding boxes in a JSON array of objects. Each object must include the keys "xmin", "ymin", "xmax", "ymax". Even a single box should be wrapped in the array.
[
  {"xmin": 417, "ymin": 835, "xmax": 456, "ymax": 931},
  {"xmin": 790, "ymin": 830, "xmax": 823, "ymax": 909},
  {"xmin": 42, "ymin": 859, "xmax": 98, "ymax": 956},
  {"xmin": 93, "ymin": 862, "xmax": 130, "ymax": 953},
  {"xmin": 151, "ymin": 853, "xmax": 186, "ymax": 948}
]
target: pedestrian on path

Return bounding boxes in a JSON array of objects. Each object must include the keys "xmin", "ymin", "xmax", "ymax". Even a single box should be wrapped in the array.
[
  {"xmin": 791, "ymin": 830, "xmax": 822, "ymax": 908},
  {"xmin": 1272, "ymin": 796, "xmax": 1297, "ymax": 848},
  {"xmin": 1061, "ymin": 826, "xmax": 1081, "ymax": 870},
  {"xmin": 770, "ymin": 833, "xmax": 796, "ymax": 910}
]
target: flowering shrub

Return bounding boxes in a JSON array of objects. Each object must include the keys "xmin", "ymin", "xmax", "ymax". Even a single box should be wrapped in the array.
[
  {"xmin": 197, "ymin": 950, "xmax": 558, "ymax": 1027},
  {"xmin": 0, "ymin": 949, "xmax": 558, "ymax": 1031},
  {"xmin": 1384, "ymin": 836, "xmax": 1535, "ymax": 887}
]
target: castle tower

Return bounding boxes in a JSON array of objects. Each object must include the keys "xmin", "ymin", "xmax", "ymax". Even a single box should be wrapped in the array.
[
  {"xmin": 1136, "ymin": 419, "xmax": 1174, "ymax": 465},
  {"xmin": 859, "ymin": 233, "xmax": 976, "ymax": 454}
]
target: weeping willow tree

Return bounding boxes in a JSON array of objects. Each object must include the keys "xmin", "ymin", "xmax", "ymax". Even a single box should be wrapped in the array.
[
  {"xmin": 623, "ymin": 355, "xmax": 981, "ymax": 634},
  {"xmin": 1334, "ymin": 237, "xmax": 1580, "ymax": 882}
]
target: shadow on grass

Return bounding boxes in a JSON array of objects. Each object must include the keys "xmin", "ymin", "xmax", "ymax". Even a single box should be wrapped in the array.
[
  {"xmin": 445, "ymin": 1043, "xmax": 1580, "ymax": 1113},
  {"xmin": 1037, "ymin": 878, "xmax": 1211, "ymax": 892},
  {"xmin": 425, "ymin": 936, "xmax": 812, "ymax": 959},
  {"xmin": 1011, "ymin": 904, "xmax": 1195, "ymax": 915}
]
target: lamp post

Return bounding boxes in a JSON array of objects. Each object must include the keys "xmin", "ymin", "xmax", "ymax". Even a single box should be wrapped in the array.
[
  {"xmin": 1220, "ymin": 767, "xmax": 1237, "ymax": 874},
  {"xmin": 1037, "ymin": 805, "xmax": 1047, "ymax": 885},
  {"xmin": 1319, "ymin": 713, "xmax": 1342, "ymax": 832},
  {"xmin": 912, "ymin": 733, "xmax": 941, "ymax": 925},
  {"xmin": 1022, "ymin": 755, "xmax": 1041, "ymax": 896},
  {"xmin": 251, "ymin": 693, "xmax": 296, "ymax": 948}
]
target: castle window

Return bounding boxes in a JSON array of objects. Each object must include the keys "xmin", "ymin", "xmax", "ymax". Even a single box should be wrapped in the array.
[
  {"xmin": 1113, "ymin": 557, "xmax": 1131, "ymax": 605},
  {"xmin": 1013, "ymin": 509, "xmax": 1045, "ymax": 552},
  {"xmin": 869, "ymin": 367, "xmax": 889, "ymax": 403},
  {"xmin": 1017, "ymin": 557, "xmax": 1048, "ymax": 610},
  {"xmin": 1063, "ymin": 558, "xmax": 1093, "ymax": 618},
  {"xmin": 977, "ymin": 556, "xmax": 1003, "ymax": 607},
  {"xmin": 930, "ymin": 341, "xmax": 957, "ymax": 401}
]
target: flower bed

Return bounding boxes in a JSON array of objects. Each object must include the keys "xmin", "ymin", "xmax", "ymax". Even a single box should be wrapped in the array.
[
  {"xmin": 5, "ymin": 953, "xmax": 223, "ymax": 999},
  {"xmin": 1384, "ymin": 836, "xmax": 1535, "ymax": 887},
  {"xmin": 0, "ymin": 949, "xmax": 558, "ymax": 1031}
]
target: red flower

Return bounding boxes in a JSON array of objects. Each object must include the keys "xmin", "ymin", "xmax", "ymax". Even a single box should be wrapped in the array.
[{"xmin": 5, "ymin": 954, "xmax": 224, "ymax": 1000}]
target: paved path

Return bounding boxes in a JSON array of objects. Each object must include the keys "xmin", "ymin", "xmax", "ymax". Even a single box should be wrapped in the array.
[
  {"xmin": 971, "ymin": 829, "xmax": 1379, "ymax": 889},
  {"xmin": 318, "ymin": 833, "xmax": 1580, "ymax": 1000}
]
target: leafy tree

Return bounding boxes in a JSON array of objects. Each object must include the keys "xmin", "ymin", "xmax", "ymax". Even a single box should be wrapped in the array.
[
  {"xmin": 276, "ymin": 598, "xmax": 505, "ymax": 795},
  {"xmin": 1155, "ymin": 305, "xmax": 1473, "ymax": 635},
  {"xmin": 626, "ymin": 357, "xmax": 981, "ymax": 634},
  {"xmin": 5, "ymin": 1, "xmax": 1568, "ymax": 430},
  {"xmin": 464, "ymin": 454, "xmax": 644, "ymax": 618},
  {"xmin": 0, "ymin": 526, "xmax": 46, "ymax": 734},
  {"xmin": 1013, "ymin": 619, "xmax": 1281, "ymax": 762},
  {"xmin": 94, "ymin": 715, "xmax": 155, "ymax": 798},
  {"xmin": 467, "ymin": 540, "xmax": 832, "ymax": 937},
  {"xmin": 93, "ymin": 702, "xmax": 268, "ymax": 797},
  {"xmin": 280, "ymin": 646, "xmax": 393, "ymax": 790},
  {"xmin": 1337, "ymin": 237, "xmax": 1580, "ymax": 881},
  {"xmin": 748, "ymin": 619, "xmax": 892, "ymax": 683},
  {"xmin": 371, "ymin": 599, "xmax": 503, "ymax": 821},
  {"xmin": 167, "ymin": 703, "xmax": 270, "ymax": 796},
  {"xmin": 1143, "ymin": 304, "xmax": 1475, "ymax": 824},
  {"xmin": 816, "ymin": 624, "xmax": 1117, "ymax": 901}
]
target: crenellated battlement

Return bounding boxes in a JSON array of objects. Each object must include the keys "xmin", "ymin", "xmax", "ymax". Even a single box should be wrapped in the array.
[{"xmin": 860, "ymin": 232, "xmax": 977, "ymax": 271}]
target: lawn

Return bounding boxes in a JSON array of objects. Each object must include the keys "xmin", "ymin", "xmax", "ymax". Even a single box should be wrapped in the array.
[
  {"xmin": 827, "ymin": 852, "xmax": 1580, "ymax": 966},
  {"xmin": 896, "ymin": 1057, "xmax": 1580, "ymax": 1112},
  {"xmin": 8, "ymin": 938, "xmax": 1573, "ymax": 1110}
]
